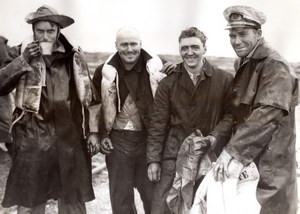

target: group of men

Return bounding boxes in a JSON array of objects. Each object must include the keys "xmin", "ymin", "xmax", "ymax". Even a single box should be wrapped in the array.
[{"xmin": 0, "ymin": 4, "xmax": 298, "ymax": 214}]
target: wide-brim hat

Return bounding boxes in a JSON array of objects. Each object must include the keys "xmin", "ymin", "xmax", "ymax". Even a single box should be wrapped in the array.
[{"xmin": 25, "ymin": 5, "xmax": 74, "ymax": 28}]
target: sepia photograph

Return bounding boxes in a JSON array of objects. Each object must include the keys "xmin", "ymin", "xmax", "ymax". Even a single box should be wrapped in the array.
[{"xmin": 0, "ymin": 0, "xmax": 299, "ymax": 213}]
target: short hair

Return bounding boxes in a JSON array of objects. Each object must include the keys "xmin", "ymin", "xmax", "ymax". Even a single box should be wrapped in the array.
[{"xmin": 178, "ymin": 27, "xmax": 207, "ymax": 46}]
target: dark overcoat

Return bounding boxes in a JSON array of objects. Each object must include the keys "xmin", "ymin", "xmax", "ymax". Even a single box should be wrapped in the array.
[
  {"xmin": 0, "ymin": 36, "xmax": 13, "ymax": 143},
  {"xmin": 147, "ymin": 60, "xmax": 234, "ymax": 163},
  {"xmin": 0, "ymin": 34, "xmax": 94, "ymax": 207},
  {"xmin": 225, "ymin": 38, "xmax": 298, "ymax": 214}
]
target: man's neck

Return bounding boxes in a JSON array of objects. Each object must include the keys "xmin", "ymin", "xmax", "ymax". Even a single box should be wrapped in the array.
[
  {"xmin": 120, "ymin": 58, "xmax": 138, "ymax": 71},
  {"xmin": 184, "ymin": 59, "xmax": 204, "ymax": 75}
]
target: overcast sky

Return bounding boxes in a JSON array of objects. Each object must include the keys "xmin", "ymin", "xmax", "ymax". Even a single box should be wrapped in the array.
[{"xmin": 0, "ymin": 0, "xmax": 299, "ymax": 62}]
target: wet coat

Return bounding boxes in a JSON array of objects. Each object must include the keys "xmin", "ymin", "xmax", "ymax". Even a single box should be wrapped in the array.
[
  {"xmin": 0, "ymin": 36, "xmax": 13, "ymax": 142},
  {"xmin": 147, "ymin": 60, "xmax": 234, "ymax": 164},
  {"xmin": 0, "ymin": 34, "xmax": 95, "ymax": 208},
  {"xmin": 225, "ymin": 38, "xmax": 299, "ymax": 214}
]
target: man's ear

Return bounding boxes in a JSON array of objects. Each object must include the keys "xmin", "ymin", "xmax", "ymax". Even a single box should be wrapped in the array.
[
  {"xmin": 257, "ymin": 29, "xmax": 262, "ymax": 40},
  {"xmin": 204, "ymin": 45, "xmax": 207, "ymax": 54}
]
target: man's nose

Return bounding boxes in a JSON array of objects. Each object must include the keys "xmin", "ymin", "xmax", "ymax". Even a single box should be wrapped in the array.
[
  {"xmin": 187, "ymin": 47, "xmax": 193, "ymax": 54},
  {"xmin": 234, "ymin": 36, "xmax": 242, "ymax": 45},
  {"xmin": 42, "ymin": 33, "xmax": 50, "ymax": 41},
  {"xmin": 127, "ymin": 44, "xmax": 133, "ymax": 51}
]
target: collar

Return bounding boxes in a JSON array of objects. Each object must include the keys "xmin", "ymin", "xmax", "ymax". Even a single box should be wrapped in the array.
[
  {"xmin": 238, "ymin": 37, "xmax": 272, "ymax": 67},
  {"xmin": 52, "ymin": 40, "xmax": 65, "ymax": 53},
  {"xmin": 235, "ymin": 38, "xmax": 276, "ymax": 70},
  {"xmin": 245, "ymin": 37, "xmax": 262, "ymax": 59},
  {"xmin": 177, "ymin": 58, "xmax": 212, "ymax": 77},
  {"xmin": 250, "ymin": 38, "xmax": 276, "ymax": 60},
  {"xmin": 107, "ymin": 49, "xmax": 153, "ymax": 72},
  {"xmin": 202, "ymin": 58, "xmax": 212, "ymax": 77}
]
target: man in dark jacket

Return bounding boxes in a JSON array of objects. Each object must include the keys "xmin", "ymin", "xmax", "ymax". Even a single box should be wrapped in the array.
[
  {"xmin": 213, "ymin": 5, "xmax": 298, "ymax": 214},
  {"xmin": 147, "ymin": 27, "xmax": 234, "ymax": 214},
  {"xmin": 0, "ymin": 36, "xmax": 13, "ymax": 154},
  {"xmin": 92, "ymin": 27, "xmax": 165, "ymax": 214},
  {"xmin": 0, "ymin": 5, "xmax": 100, "ymax": 214}
]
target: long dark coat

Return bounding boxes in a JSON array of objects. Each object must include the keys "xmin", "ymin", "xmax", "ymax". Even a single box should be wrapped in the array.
[
  {"xmin": 0, "ymin": 36, "xmax": 13, "ymax": 142},
  {"xmin": 225, "ymin": 38, "xmax": 298, "ymax": 214},
  {"xmin": 0, "ymin": 34, "xmax": 94, "ymax": 208},
  {"xmin": 147, "ymin": 60, "xmax": 234, "ymax": 163}
]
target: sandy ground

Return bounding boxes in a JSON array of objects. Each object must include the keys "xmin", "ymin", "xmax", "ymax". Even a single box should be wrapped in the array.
[{"xmin": 0, "ymin": 106, "xmax": 299, "ymax": 213}]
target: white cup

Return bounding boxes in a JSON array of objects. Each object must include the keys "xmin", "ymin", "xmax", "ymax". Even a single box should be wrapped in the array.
[{"xmin": 40, "ymin": 42, "xmax": 53, "ymax": 55}]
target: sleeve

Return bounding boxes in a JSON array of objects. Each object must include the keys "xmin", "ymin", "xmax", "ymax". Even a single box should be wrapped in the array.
[
  {"xmin": 146, "ymin": 78, "xmax": 171, "ymax": 164},
  {"xmin": 0, "ymin": 54, "xmax": 31, "ymax": 96},
  {"xmin": 0, "ymin": 36, "xmax": 9, "ymax": 67},
  {"xmin": 87, "ymin": 64, "xmax": 104, "ymax": 133},
  {"xmin": 225, "ymin": 106, "xmax": 284, "ymax": 165},
  {"xmin": 253, "ymin": 59, "xmax": 295, "ymax": 112},
  {"xmin": 225, "ymin": 59, "xmax": 297, "ymax": 165},
  {"xmin": 210, "ymin": 72, "xmax": 234, "ymax": 140}
]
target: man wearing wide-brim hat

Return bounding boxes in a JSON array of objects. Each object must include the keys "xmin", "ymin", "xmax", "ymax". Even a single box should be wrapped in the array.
[
  {"xmin": 0, "ymin": 5, "xmax": 101, "ymax": 214},
  {"xmin": 213, "ymin": 5, "xmax": 298, "ymax": 214}
]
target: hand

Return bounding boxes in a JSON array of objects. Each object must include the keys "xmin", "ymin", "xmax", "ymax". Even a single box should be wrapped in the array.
[
  {"xmin": 203, "ymin": 135, "xmax": 217, "ymax": 152},
  {"xmin": 0, "ymin": 142, "xmax": 8, "ymax": 152},
  {"xmin": 227, "ymin": 158, "xmax": 244, "ymax": 179},
  {"xmin": 22, "ymin": 41, "xmax": 41, "ymax": 63},
  {"xmin": 160, "ymin": 62, "xmax": 176, "ymax": 75},
  {"xmin": 213, "ymin": 149, "xmax": 233, "ymax": 181},
  {"xmin": 147, "ymin": 162, "xmax": 161, "ymax": 182},
  {"xmin": 87, "ymin": 133, "xmax": 101, "ymax": 156},
  {"xmin": 100, "ymin": 137, "xmax": 114, "ymax": 155}
]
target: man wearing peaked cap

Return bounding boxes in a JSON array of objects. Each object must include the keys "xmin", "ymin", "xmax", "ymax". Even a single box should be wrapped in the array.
[
  {"xmin": 223, "ymin": 5, "xmax": 266, "ymax": 29},
  {"xmin": 0, "ymin": 5, "xmax": 101, "ymax": 214},
  {"xmin": 213, "ymin": 5, "xmax": 298, "ymax": 214}
]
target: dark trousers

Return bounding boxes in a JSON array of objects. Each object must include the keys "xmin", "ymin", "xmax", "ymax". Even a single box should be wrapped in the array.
[
  {"xmin": 17, "ymin": 199, "xmax": 86, "ymax": 214},
  {"xmin": 150, "ymin": 160, "xmax": 176, "ymax": 214},
  {"xmin": 106, "ymin": 130, "xmax": 153, "ymax": 214}
]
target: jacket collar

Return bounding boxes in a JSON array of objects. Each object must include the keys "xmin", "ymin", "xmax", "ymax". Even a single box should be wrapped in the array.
[
  {"xmin": 175, "ymin": 58, "xmax": 212, "ymax": 77},
  {"xmin": 249, "ymin": 38, "xmax": 275, "ymax": 60},
  {"xmin": 235, "ymin": 38, "xmax": 276, "ymax": 69}
]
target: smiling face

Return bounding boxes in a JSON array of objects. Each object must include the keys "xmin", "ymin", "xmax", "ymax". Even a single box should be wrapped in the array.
[
  {"xmin": 115, "ymin": 28, "xmax": 142, "ymax": 69},
  {"xmin": 179, "ymin": 37, "xmax": 206, "ymax": 71},
  {"xmin": 228, "ymin": 27, "xmax": 261, "ymax": 58}
]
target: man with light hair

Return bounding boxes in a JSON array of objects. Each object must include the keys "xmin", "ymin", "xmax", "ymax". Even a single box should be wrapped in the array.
[
  {"xmin": 213, "ymin": 5, "xmax": 298, "ymax": 214},
  {"xmin": 92, "ymin": 27, "xmax": 165, "ymax": 214}
]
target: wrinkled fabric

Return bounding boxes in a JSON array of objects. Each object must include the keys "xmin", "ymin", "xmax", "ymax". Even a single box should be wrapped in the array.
[
  {"xmin": 166, "ymin": 131, "xmax": 212, "ymax": 214},
  {"xmin": 147, "ymin": 60, "xmax": 234, "ymax": 164},
  {"xmin": 98, "ymin": 50, "xmax": 165, "ymax": 134},
  {"xmin": 190, "ymin": 162, "xmax": 260, "ymax": 214},
  {"xmin": 0, "ymin": 34, "xmax": 95, "ymax": 208},
  {"xmin": 93, "ymin": 50, "xmax": 163, "ymax": 214},
  {"xmin": 0, "ymin": 35, "xmax": 13, "ymax": 143},
  {"xmin": 106, "ymin": 130, "xmax": 153, "ymax": 214},
  {"xmin": 225, "ymin": 38, "xmax": 298, "ymax": 214},
  {"xmin": 147, "ymin": 60, "xmax": 234, "ymax": 214}
]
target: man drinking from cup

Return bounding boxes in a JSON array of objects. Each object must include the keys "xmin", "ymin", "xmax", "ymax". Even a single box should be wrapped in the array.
[{"xmin": 0, "ymin": 5, "xmax": 100, "ymax": 214}]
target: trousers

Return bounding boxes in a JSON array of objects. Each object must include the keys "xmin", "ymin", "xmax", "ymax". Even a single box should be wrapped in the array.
[
  {"xmin": 106, "ymin": 129, "xmax": 153, "ymax": 214},
  {"xmin": 17, "ymin": 198, "xmax": 86, "ymax": 214}
]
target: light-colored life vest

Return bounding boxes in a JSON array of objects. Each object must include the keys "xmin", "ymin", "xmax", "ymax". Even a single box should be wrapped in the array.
[
  {"xmin": 11, "ymin": 35, "xmax": 100, "ymax": 136},
  {"xmin": 101, "ymin": 52, "xmax": 165, "ymax": 134}
]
